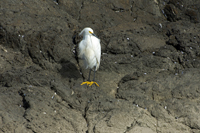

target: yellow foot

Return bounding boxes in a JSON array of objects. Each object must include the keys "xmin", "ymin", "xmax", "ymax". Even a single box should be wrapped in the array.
[{"xmin": 81, "ymin": 81, "xmax": 99, "ymax": 87}]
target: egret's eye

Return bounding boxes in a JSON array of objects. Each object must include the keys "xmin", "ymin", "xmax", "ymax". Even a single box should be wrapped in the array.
[{"xmin": 89, "ymin": 31, "xmax": 93, "ymax": 34}]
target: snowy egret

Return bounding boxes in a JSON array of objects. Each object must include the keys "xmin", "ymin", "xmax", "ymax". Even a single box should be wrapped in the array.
[{"xmin": 78, "ymin": 27, "xmax": 101, "ymax": 87}]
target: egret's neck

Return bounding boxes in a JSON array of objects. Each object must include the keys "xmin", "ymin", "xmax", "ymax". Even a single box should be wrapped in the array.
[{"xmin": 83, "ymin": 34, "xmax": 91, "ymax": 40}]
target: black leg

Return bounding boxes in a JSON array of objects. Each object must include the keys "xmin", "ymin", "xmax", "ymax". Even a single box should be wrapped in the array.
[
  {"xmin": 87, "ymin": 69, "xmax": 92, "ymax": 81},
  {"xmin": 93, "ymin": 70, "xmax": 96, "ymax": 81}
]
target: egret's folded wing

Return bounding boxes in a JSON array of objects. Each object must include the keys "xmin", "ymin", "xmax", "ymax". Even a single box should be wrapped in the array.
[{"xmin": 78, "ymin": 40, "xmax": 86, "ymax": 58}]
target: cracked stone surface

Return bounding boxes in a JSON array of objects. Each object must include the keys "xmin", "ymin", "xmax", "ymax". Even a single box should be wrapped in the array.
[{"xmin": 0, "ymin": 0, "xmax": 200, "ymax": 132}]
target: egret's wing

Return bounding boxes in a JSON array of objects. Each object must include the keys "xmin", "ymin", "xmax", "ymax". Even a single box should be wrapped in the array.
[
  {"xmin": 78, "ymin": 40, "xmax": 86, "ymax": 58},
  {"xmin": 79, "ymin": 40, "xmax": 90, "ymax": 69},
  {"xmin": 91, "ymin": 36, "xmax": 101, "ymax": 70}
]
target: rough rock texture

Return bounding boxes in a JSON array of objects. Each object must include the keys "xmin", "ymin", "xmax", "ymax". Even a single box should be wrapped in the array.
[{"xmin": 0, "ymin": 0, "xmax": 200, "ymax": 132}]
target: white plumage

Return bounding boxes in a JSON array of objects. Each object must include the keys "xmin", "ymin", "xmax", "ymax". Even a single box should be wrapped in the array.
[
  {"xmin": 78, "ymin": 27, "xmax": 101, "ymax": 87},
  {"xmin": 79, "ymin": 27, "xmax": 101, "ymax": 71}
]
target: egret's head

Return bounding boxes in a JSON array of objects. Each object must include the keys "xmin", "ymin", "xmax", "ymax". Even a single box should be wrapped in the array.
[{"xmin": 79, "ymin": 27, "xmax": 98, "ymax": 38}]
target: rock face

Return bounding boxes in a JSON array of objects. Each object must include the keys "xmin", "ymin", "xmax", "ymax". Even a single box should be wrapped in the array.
[{"xmin": 0, "ymin": 0, "xmax": 200, "ymax": 132}]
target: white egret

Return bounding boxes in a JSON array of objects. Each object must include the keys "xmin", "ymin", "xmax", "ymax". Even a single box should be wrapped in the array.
[{"xmin": 78, "ymin": 27, "xmax": 101, "ymax": 87}]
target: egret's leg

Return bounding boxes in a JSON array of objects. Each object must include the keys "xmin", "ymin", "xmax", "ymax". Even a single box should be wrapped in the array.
[
  {"xmin": 81, "ymin": 69, "xmax": 93, "ymax": 86},
  {"xmin": 81, "ymin": 69, "xmax": 99, "ymax": 87},
  {"xmin": 87, "ymin": 69, "xmax": 92, "ymax": 81},
  {"xmin": 88, "ymin": 70, "xmax": 99, "ymax": 87},
  {"xmin": 93, "ymin": 70, "xmax": 96, "ymax": 81}
]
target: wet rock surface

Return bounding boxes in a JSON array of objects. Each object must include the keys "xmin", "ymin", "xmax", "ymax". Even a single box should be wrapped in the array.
[{"xmin": 0, "ymin": 0, "xmax": 200, "ymax": 132}]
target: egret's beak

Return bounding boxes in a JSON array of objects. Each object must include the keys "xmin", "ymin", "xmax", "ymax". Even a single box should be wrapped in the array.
[
  {"xmin": 89, "ymin": 31, "xmax": 98, "ymax": 38},
  {"xmin": 92, "ymin": 33, "xmax": 98, "ymax": 38}
]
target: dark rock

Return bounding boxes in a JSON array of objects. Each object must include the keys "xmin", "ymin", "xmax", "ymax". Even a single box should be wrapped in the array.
[{"xmin": 0, "ymin": 0, "xmax": 199, "ymax": 132}]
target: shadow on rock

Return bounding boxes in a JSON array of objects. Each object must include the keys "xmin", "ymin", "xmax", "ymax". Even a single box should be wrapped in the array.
[{"xmin": 59, "ymin": 58, "xmax": 81, "ymax": 80}]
